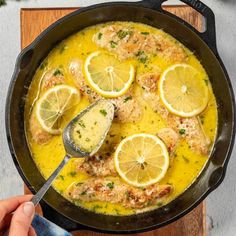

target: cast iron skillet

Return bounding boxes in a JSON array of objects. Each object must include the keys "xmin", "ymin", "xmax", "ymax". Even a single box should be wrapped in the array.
[{"xmin": 5, "ymin": 0, "xmax": 236, "ymax": 233}]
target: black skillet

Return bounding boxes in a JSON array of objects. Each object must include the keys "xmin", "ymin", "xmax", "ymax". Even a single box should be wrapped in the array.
[{"xmin": 5, "ymin": 0, "xmax": 236, "ymax": 233}]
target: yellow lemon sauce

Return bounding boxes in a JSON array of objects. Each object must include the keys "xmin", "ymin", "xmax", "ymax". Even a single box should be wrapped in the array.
[{"xmin": 25, "ymin": 22, "xmax": 218, "ymax": 215}]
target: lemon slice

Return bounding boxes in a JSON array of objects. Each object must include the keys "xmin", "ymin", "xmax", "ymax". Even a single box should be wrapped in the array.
[
  {"xmin": 114, "ymin": 134, "xmax": 169, "ymax": 187},
  {"xmin": 159, "ymin": 64, "xmax": 209, "ymax": 117},
  {"xmin": 85, "ymin": 51, "xmax": 135, "ymax": 98},
  {"xmin": 36, "ymin": 85, "xmax": 80, "ymax": 134}
]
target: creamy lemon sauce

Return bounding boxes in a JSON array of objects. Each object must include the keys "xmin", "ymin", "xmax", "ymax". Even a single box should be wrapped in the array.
[
  {"xmin": 25, "ymin": 22, "xmax": 218, "ymax": 215},
  {"xmin": 71, "ymin": 100, "xmax": 114, "ymax": 153}
]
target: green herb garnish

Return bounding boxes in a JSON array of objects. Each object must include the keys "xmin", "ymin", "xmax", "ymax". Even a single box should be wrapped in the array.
[
  {"xmin": 58, "ymin": 175, "xmax": 64, "ymax": 181},
  {"xmin": 182, "ymin": 156, "xmax": 190, "ymax": 163},
  {"xmin": 141, "ymin": 32, "xmax": 149, "ymax": 35},
  {"xmin": 136, "ymin": 50, "xmax": 148, "ymax": 64},
  {"xmin": 100, "ymin": 109, "xmax": 107, "ymax": 116},
  {"xmin": 117, "ymin": 30, "xmax": 132, "ymax": 39},
  {"xmin": 179, "ymin": 129, "xmax": 186, "ymax": 135},
  {"xmin": 53, "ymin": 68, "xmax": 63, "ymax": 76},
  {"xmin": 106, "ymin": 182, "xmax": 114, "ymax": 189},
  {"xmin": 110, "ymin": 40, "xmax": 117, "ymax": 48},
  {"xmin": 80, "ymin": 190, "xmax": 87, "ymax": 195},
  {"xmin": 69, "ymin": 171, "xmax": 77, "ymax": 177},
  {"xmin": 124, "ymin": 96, "xmax": 132, "ymax": 103},
  {"xmin": 98, "ymin": 32, "xmax": 103, "ymax": 40},
  {"xmin": 78, "ymin": 120, "xmax": 85, "ymax": 128}
]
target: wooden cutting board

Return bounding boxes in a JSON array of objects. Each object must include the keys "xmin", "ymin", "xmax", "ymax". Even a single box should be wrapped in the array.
[{"xmin": 21, "ymin": 6, "xmax": 205, "ymax": 236}]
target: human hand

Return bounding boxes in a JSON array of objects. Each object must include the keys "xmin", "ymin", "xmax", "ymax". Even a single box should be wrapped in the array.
[{"xmin": 0, "ymin": 195, "xmax": 36, "ymax": 236}]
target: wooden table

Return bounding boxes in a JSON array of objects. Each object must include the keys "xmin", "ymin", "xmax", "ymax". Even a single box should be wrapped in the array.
[{"xmin": 21, "ymin": 6, "xmax": 205, "ymax": 236}]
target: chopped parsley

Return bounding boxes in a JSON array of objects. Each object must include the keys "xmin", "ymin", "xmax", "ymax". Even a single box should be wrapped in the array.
[
  {"xmin": 76, "ymin": 130, "xmax": 82, "ymax": 138},
  {"xmin": 53, "ymin": 68, "xmax": 63, "ymax": 76},
  {"xmin": 92, "ymin": 205, "xmax": 102, "ymax": 211},
  {"xmin": 58, "ymin": 175, "xmax": 64, "ymax": 181},
  {"xmin": 106, "ymin": 182, "xmax": 114, "ymax": 189},
  {"xmin": 110, "ymin": 40, "xmax": 117, "ymax": 48},
  {"xmin": 80, "ymin": 190, "xmax": 87, "ymax": 195},
  {"xmin": 136, "ymin": 50, "xmax": 148, "ymax": 64},
  {"xmin": 124, "ymin": 96, "xmax": 132, "ymax": 103},
  {"xmin": 100, "ymin": 109, "xmax": 107, "ymax": 116},
  {"xmin": 182, "ymin": 156, "xmax": 190, "ymax": 163},
  {"xmin": 69, "ymin": 171, "xmax": 77, "ymax": 177},
  {"xmin": 179, "ymin": 128, "xmax": 186, "ymax": 135},
  {"xmin": 98, "ymin": 32, "xmax": 103, "ymax": 40},
  {"xmin": 157, "ymin": 202, "xmax": 163, "ymax": 207},
  {"xmin": 141, "ymin": 32, "xmax": 149, "ymax": 35},
  {"xmin": 117, "ymin": 30, "xmax": 132, "ymax": 39},
  {"xmin": 78, "ymin": 120, "xmax": 85, "ymax": 128}
]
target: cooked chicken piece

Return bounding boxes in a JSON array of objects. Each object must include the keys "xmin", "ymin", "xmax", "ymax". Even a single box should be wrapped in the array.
[
  {"xmin": 41, "ymin": 69, "xmax": 65, "ymax": 91},
  {"xmin": 168, "ymin": 115, "xmax": 211, "ymax": 155},
  {"xmin": 69, "ymin": 59, "xmax": 84, "ymax": 78},
  {"xmin": 155, "ymin": 34, "xmax": 188, "ymax": 63},
  {"xmin": 94, "ymin": 24, "xmax": 187, "ymax": 62},
  {"xmin": 67, "ymin": 177, "xmax": 172, "ymax": 209},
  {"xmin": 68, "ymin": 60, "xmax": 101, "ymax": 103},
  {"xmin": 76, "ymin": 155, "xmax": 116, "ymax": 177},
  {"xmin": 137, "ymin": 72, "xmax": 160, "ymax": 92},
  {"xmin": 111, "ymin": 94, "xmax": 142, "ymax": 123},
  {"xmin": 143, "ymin": 92, "xmax": 169, "ymax": 118},
  {"xmin": 157, "ymin": 128, "xmax": 179, "ymax": 153},
  {"xmin": 29, "ymin": 113, "xmax": 52, "ymax": 144},
  {"xmin": 142, "ymin": 91, "xmax": 210, "ymax": 155}
]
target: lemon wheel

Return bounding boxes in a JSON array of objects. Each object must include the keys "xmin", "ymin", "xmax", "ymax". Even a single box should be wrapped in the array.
[
  {"xmin": 85, "ymin": 51, "xmax": 135, "ymax": 98},
  {"xmin": 159, "ymin": 64, "xmax": 209, "ymax": 117},
  {"xmin": 36, "ymin": 85, "xmax": 80, "ymax": 134},
  {"xmin": 114, "ymin": 134, "xmax": 169, "ymax": 187}
]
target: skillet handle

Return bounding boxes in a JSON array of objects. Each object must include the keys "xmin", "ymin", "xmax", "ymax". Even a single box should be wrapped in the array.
[{"xmin": 140, "ymin": 0, "xmax": 217, "ymax": 53}]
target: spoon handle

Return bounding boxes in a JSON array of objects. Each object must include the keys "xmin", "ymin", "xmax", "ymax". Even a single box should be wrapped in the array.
[{"xmin": 31, "ymin": 154, "xmax": 70, "ymax": 206}]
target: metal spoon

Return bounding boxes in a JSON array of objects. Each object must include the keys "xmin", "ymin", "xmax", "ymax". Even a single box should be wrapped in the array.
[{"xmin": 31, "ymin": 99, "xmax": 114, "ymax": 205}]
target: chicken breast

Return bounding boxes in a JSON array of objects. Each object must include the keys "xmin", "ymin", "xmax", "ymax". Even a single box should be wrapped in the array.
[
  {"xmin": 41, "ymin": 69, "xmax": 65, "ymax": 91},
  {"xmin": 137, "ymin": 72, "xmax": 160, "ymax": 92},
  {"xmin": 76, "ymin": 155, "xmax": 116, "ymax": 177},
  {"xmin": 141, "ymin": 91, "xmax": 210, "ymax": 155},
  {"xmin": 67, "ymin": 177, "xmax": 172, "ymax": 209},
  {"xmin": 69, "ymin": 59, "xmax": 101, "ymax": 103},
  {"xmin": 29, "ymin": 113, "xmax": 52, "ymax": 144},
  {"xmin": 168, "ymin": 115, "xmax": 211, "ymax": 155},
  {"xmin": 111, "ymin": 94, "xmax": 142, "ymax": 123},
  {"xmin": 94, "ymin": 24, "xmax": 187, "ymax": 63},
  {"xmin": 143, "ymin": 92, "xmax": 169, "ymax": 118},
  {"xmin": 157, "ymin": 128, "xmax": 179, "ymax": 153}
]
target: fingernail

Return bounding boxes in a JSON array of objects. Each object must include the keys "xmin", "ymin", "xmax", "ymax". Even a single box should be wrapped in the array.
[{"xmin": 23, "ymin": 202, "xmax": 35, "ymax": 217}]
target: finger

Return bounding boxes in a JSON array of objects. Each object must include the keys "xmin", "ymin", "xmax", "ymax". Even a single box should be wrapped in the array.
[
  {"xmin": 9, "ymin": 201, "xmax": 35, "ymax": 236},
  {"xmin": 0, "ymin": 195, "xmax": 33, "ymax": 221},
  {"xmin": 28, "ymin": 226, "xmax": 37, "ymax": 236}
]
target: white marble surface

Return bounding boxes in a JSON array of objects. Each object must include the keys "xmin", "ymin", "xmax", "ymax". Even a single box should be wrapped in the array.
[{"xmin": 0, "ymin": 0, "xmax": 235, "ymax": 235}]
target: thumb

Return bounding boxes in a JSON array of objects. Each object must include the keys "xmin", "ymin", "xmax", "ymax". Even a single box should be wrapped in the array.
[{"xmin": 9, "ymin": 201, "xmax": 35, "ymax": 236}]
